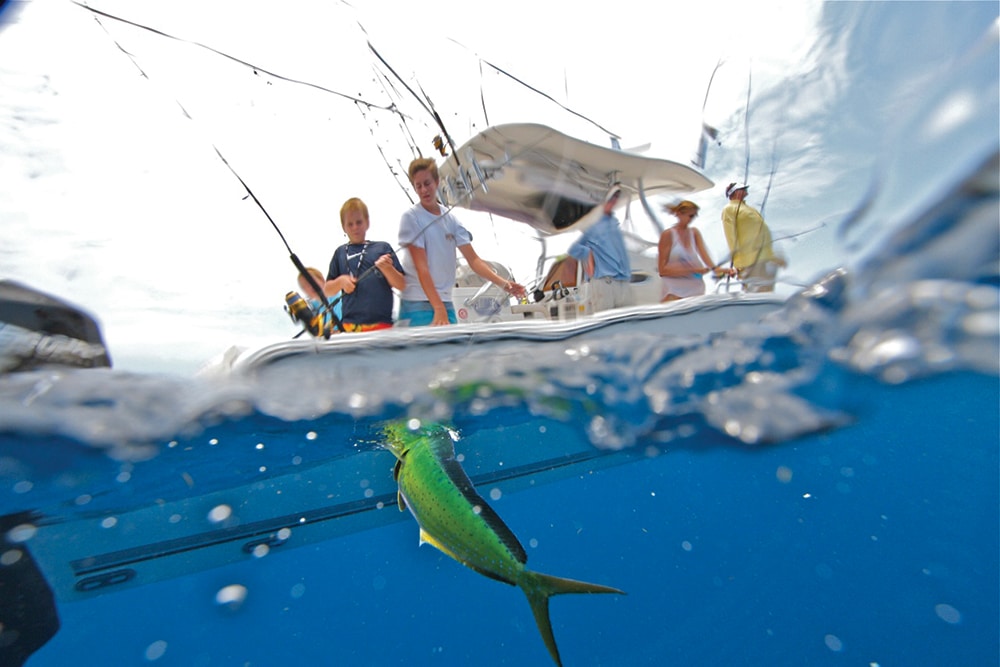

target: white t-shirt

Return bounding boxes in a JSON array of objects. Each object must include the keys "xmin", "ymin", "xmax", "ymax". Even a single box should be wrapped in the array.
[{"xmin": 398, "ymin": 203, "xmax": 473, "ymax": 302}]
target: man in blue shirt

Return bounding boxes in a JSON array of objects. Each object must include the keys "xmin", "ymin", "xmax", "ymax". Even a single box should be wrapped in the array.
[{"xmin": 567, "ymin": 189, "xmax": 634, "ymax": 312}]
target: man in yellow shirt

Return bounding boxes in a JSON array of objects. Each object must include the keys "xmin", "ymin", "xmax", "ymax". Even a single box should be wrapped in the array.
[{"xmin": 721, "ymin": 183, "xmax": 787, "ymax": 292}]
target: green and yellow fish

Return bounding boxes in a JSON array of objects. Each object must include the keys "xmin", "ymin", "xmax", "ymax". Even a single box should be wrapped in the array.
[{"xmin": 383, "ymin": 420, "xmax": 624, "ymax": 667}]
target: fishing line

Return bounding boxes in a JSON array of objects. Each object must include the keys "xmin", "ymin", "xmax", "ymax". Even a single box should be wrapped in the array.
[
  {"xmin": 481, "ymin": 58, "xmax": 620, "ymax": 141},
  {"xmin": 72, "ymin": 1, "xmax": 403, "ymax": 117},
  {"xmin": 363, "ymin": 37, "xmax": 461, "ymax": 168},
  {"xmin": 76, "ymin": 0, "xmax": 344, "ymax": 334}
]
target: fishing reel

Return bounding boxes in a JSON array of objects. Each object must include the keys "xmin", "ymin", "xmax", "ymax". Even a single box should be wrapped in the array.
[
  {"xmin": 284, "ymin": 291, "xmax": 326, "ymax": 338},
  {"xmin": 432, "ymin": 134, "xmax": 448, "ymax": 157}
]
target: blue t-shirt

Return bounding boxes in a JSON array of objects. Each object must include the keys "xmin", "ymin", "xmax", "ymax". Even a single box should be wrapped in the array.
[
  {"xmin": 567, "ymin": 214, "xmax": 631, "ymax": 280},
  {"xmin": 327, "ymin": 241, "xmax": 404, "ymax": 325}
]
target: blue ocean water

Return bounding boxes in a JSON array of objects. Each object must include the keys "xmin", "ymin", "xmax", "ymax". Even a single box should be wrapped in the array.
[
  {"xmin": 2, "ymin": 3, "xmax": 999, "ymax": 667},
  {"xmin": 2, "ymin": 143, "xmax": 998, "ymax": 665}
]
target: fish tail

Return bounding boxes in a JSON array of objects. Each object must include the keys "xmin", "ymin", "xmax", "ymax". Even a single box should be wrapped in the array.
[{"xmin": 520, "ymin": 570, "xmax": 625, "ymax": 667}]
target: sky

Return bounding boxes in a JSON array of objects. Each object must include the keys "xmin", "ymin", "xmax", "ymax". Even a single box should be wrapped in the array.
[{"xmin": 1, "ymin": 0, "xmax": 997, "ymax": 374}]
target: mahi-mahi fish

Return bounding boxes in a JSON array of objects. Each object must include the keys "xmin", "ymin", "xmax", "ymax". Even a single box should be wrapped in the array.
[{"xmin": 383, "ymin": 420, "xmax": 624, "ymax": 667}]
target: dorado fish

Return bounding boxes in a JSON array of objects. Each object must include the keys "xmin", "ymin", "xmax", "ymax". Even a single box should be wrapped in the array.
[{"xmin": 383, "ymin": 420, "xmax": 624, "ymax": 667}]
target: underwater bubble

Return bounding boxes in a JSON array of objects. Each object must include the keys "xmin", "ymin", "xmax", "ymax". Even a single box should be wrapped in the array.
[
  {"xmin": 824, "ymin": 634, "xmax": 844, "ymax": 652},
  {"xmin": 528, "ymin": 538, "xmax": 538, "ymax": 549},
  {"xmin": 934, "ymin": 603, "xmax": 961, "ymax": 624},
  {"xmin": 207, "ymin": 504, "xmax": 232, "ymax": 524},
  {"xmin": 290, "ymin": 582, "xmax": 306, "ymax": 599},
  {"xmin": 6, "ymin": 523, "xmax": 36, "ymax": 543},
  {"xmin": 306, "ymin": 431, "xmax": 318, "ymax": 441},
  {"xmin": 681, "ymin": 541, "xmax": 693, "ymax": 552},
  {"xmin": 144, "ymin": 640, "xmax": 168, "ymax": 661},
  {"xmin": 100, "ymin": 516, "xmax": 117, "ymax": 529},
  {"xmin": 472, "ymin": 505, "xmax": 482, "ymax": 515},
  {"xmin": 252, "ymin": 544, "xmax": 269, "ymax": 558},
  {"xmin": 0, "ymin": 549, "xmax": 23, "ymax": 566},
  {"xmin": 215, "ymin": 584, "xmax": 248, "ymax": 610},
  {"xmin": 13, "ymin": 480, "xmax": 32, "ymax": 494},
  {"xmin": 168, "ymin": 514, "xmax": 182, "ymax": 524},
  {"xmin": 364, "ymin": 489, "xmax": 374, "ymax": 498},
  {"xmin": 74, "ymin": 494, "xmax": 92, "ymax": 506},
  {"xmin": 255, "ymin": 443, "xmax": 264, "ymax": 450},
  {"xmin": 489, "ymin": 488, "xmax": 502, "ymax": 501},
  {"xmin": 209, "ymin": 438, "xmax": 219, "ymax": 446},
  {"xmin": 962, "ymin": 310, "xmax": 1000, "ymax": 335},
  {"xmin": 277, "ymin": 527, "xmax": 291, "ymax": 541},
  {"xmin": 776, "ymin": 466, "xmax": 793, "ymax": 483}
]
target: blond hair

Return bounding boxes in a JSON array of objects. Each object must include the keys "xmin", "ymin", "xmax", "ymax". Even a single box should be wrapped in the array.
[
  {"xmin": 667, "ymin": 200, "xmax": 700, "ymax": 215},
  {"xmin": 339, "ymin": 197, "xmax": 369, "ymax": 227},
  {"xmin": 408, "ymin": 157, "xmax": 439, "ymax": 183}
]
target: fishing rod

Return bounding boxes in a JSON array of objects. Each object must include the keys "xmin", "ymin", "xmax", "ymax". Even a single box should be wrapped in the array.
[
  {"xmin": 77, "ymin": 1, "xmax": 345, "ymax": 336},
  {"xmin": 212, "ymin": 146, "xmax": 344, "ymax": 335},
  {"xmin": 363, "ymin": 35, "xmax": 462, "ymax": 168},
  {"xmin": 709, "ymin": 221, "xmax": 827, "ymax": 275}
]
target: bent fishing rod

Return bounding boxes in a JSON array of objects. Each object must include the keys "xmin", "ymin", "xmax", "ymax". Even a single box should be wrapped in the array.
[{"xmin": 77, "ymin": 1, "xmax": 345, "ymax": 334}]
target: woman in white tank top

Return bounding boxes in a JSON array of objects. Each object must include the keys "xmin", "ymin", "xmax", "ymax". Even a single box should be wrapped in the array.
[{"xmin": 658, "ymin": 200, "xmax": 734, "ymax": 302}]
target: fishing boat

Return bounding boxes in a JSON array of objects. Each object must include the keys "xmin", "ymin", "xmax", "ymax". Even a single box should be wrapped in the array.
[
  {"xmin": 216, "ymin": 122, "xmax": 786, "ymax": 375},
  {"xmin": 13, "ymin": 124, "xmax": 788, "ymax": 606}
]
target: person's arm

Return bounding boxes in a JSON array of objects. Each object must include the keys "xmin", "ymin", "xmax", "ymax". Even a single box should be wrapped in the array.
[
  {"xmin": 408, "ymin": 245, "xmax": 451, "ymax": 326},
  {"xmin": 693, "ymin": 229, "xmax": 734, "ymax": 277},
  {"xmin": 374, "ymin": 253, "xmax": 406, "ymax": 290},
  {"xmin": 657, "ymin": 230, "xmax": 674, "ymax": 276},
  {"xmin": 458, "ymin": 244, "xmax": 526, "ymax": 298},
  {"xmin": 721, "ymin": 205, "xmax": 738, "ymax": 260}
]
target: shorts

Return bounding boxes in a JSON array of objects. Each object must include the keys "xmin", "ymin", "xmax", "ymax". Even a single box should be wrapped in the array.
[{"xmin": 397, "ymin": 300, "xmax": 457, "ymax": 327}]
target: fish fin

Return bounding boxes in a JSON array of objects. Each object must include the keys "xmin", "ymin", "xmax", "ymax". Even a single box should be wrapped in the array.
[
  {"xmin": 438, "ymin": 456, "xmax": 528, "ymax": 564},
  {"xmin": 419, "ymin": 528, "xmax": 459, "ymax": 560},
  {"xmin": 397, "ymin": 490, "xmax": 407, "ymax": 512},
  {"xmin": 418, "ymin": 528, "xmax": 517, "ymax": 585},
  {"xmin": 521, "ymin": 571, "xmax": 626, "ymax": 667},
  {"xmin": 392, "ymin": 458, "xmax": 402, "ymax": 481}
]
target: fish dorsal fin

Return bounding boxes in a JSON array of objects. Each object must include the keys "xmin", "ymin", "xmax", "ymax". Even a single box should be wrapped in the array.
[{"xmin": 438, "ymin": 455, "xmax": 528, "ymax": 565}]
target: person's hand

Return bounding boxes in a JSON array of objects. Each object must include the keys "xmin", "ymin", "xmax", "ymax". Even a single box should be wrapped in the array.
[
  {"xmin": 431, "ymin": 305, "xmax": 451, "ymax": 326},
  {"xmin": 502, "ymin": 280, "xmax": 527, "ymax": 298},
  {"xmin": 713, "ymin": 266, "xmax": 736, "ymax": 278},
  {"xmin": 374, "ymin": 254, "xmax": 393, "ymax": 271},
  {"xmin": 341, "ymin": 276, "xmax": 358, "ymax": 294}
]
